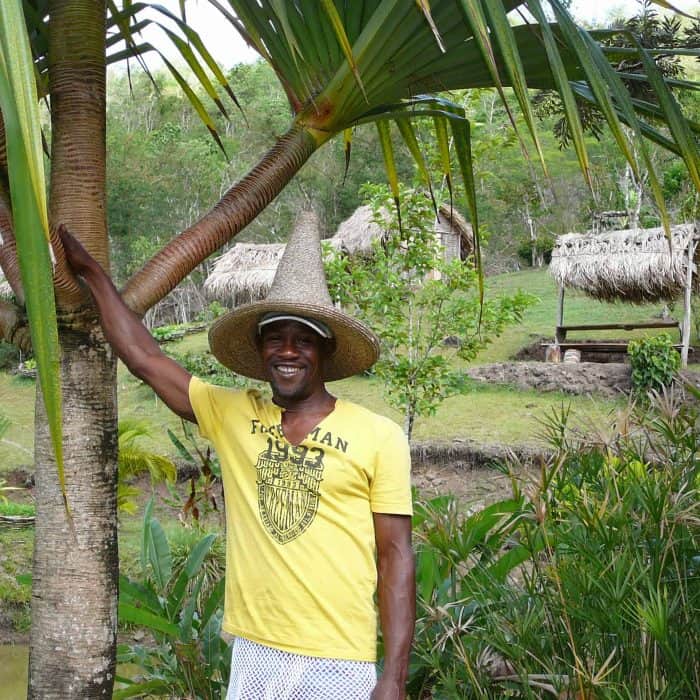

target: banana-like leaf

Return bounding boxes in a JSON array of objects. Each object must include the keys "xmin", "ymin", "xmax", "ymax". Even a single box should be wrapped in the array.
[
  {"xmin": 320, "ymin": 0, "xmax": 367, "ymax": 101},
  {"xmin": 450, "ymin": 118, "xmax": 483, "ymax": 307},
  {"xmin": 433, "ymin": 114, "xmax": 453, "ymax": 204},
  {"xmin": 625, "ymin": 32, "xmax": 700, "ymax": 194},
  {"xmin": 376, "ymin": 120, "xmax": 401, "ymax": 229},
  {"xmin": 117, "ymin": 601, "xmax": 179, "ymax": 637},
  {"xmin": 482, "ymin": 0, "xmax": 548, "ymax": 176},
  {"xmin": 527, "ymin": 0, "xmax": 592, "ymax": 193},
  {"xmin": 455, "ymin": 0, "xmax": 524, "ymax": 148},
  {"xmin": 579, "ymin": 26, "xmax": 672, "ymax": 237},
  {"xmin": 395, "ymin": 117, "xmax": 436, "ymax": 210},
  {"xmin": 415, "ymin": 0, "xmax": 445, "ymax": 53},
  {"xmin": 0, "ymin": 0, "xmax": 67, "ymax": 511}
]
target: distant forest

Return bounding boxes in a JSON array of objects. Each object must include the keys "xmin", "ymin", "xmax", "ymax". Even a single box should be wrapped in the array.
[{"xmin": 106, "ymin": 56, "xmax": 699, "ymax": 287}]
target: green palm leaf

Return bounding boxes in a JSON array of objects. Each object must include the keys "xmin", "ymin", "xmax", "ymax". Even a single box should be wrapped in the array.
[{"xmin": 0, "ymin": 0, "xmax": 66, "ymax": 510}]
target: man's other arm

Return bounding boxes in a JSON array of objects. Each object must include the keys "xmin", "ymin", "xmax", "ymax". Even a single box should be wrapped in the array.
[
  {"xmin": 372, "ymin": 512, "xmax": 415, "ymax": 700},
  {"xmin": 59, "ymin": 226, "xmax": 195, "ymax": 423}
]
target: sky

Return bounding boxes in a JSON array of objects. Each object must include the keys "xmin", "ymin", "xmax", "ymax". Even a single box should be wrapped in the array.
[{"xmin": 136, "ymin": 0, "xmax": 700, "ymax": 70}]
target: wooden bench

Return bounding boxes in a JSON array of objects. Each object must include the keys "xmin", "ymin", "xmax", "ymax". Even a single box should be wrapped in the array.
[
  {"xmin": 555, "ymin": 320, "xmax": 681, "ymax": 344},
  {"xmin": 550, "ymin": 320, "xmax": 686, "ymax": 356}
]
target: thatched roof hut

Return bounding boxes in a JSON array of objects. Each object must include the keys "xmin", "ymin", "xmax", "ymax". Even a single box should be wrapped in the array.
[
  {"xmin": 329, "ymin": 202, "xmax": 474, "ymax": 263},
  {"xmin": 550, "ymin": 224, "xmax": 699, "ymax": 303},
  {"xmin": 204, "ymin": 210, "xmax": 320, "ymax": 305},
  {"xmin": 204, "ymin": 242, "xmax": 285, "ymax": 305},
  {"xmin": 204, "ymin": 203, "xmax": 474, "ymax": 307}
]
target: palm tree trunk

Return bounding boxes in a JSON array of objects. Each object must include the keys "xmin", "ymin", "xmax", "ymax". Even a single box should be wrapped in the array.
[
  {"xmin": 122, "ymin": 123, "xmax": 324, "ymax": 315},
  {"xmin": 29, "ymin": 329, "xmax": 118, "ymax": 699},
  {"xmin": 29, "ymin": 2, "xmax": 115, "ymax": 698}
]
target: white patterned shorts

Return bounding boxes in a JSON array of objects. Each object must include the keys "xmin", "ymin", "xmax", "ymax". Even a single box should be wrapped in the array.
[{"xmin": 226, "ymin": 637, "xmax": 377, "ymax": 699}]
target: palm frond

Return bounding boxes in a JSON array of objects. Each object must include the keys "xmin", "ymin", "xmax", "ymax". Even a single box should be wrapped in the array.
[{"xmin": 0, "ymin": 0, "xmax": 65, "ymax": 511}]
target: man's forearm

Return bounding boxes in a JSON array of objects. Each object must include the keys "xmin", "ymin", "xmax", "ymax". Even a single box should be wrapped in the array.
[
  {"xmin": 59, "ymin": 227, "xmax": 194, "ymax": 421},
  {"xmin": 372, "ymin": 512, "xmax": 415, "ymax": 699},
  {"xmin": 377, "ymin": 540, "xmax": 416, "ymax": 687}
]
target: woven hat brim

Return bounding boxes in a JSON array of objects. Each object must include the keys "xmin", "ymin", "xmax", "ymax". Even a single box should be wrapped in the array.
[{"xmin": 209, "ymin": 301, "xmax": 380, "ymax": 381}]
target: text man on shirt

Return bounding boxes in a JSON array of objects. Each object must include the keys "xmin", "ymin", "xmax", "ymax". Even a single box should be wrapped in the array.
[{"xmin": 59, "ymin": 221, "xmax": 415, "ymax": 700}]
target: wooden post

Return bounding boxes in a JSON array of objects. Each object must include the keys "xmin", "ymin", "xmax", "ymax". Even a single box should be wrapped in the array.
[
  {"xmin": 556, "ymin": 285, "xmax": 565, "ymax": 343},
  {"xmin": 681, "ymin": 238, "xmax": 696, "ymax": 368}
]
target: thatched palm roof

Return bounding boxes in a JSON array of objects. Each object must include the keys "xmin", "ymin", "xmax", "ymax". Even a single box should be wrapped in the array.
[
  {"xmin": 204, "ymin": 210, "xmax": 320, "ymax": 305},
  {"xmin": 204, "ymin": 242, "xmax": 285, "ymax": 305},
  {"xmin": 204, "ymin": 203, "xmax": 474, "ymax": 306},
  {"xmin": 329, "ymin": 202, "xmax": 474, "ymax": 260},
  {"xmin": 550, "ymin": 224, "xmax": 699, "ymax": 303}
]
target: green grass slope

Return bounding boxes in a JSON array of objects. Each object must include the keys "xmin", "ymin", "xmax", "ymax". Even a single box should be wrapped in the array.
[{"xmin": 1, "ymin": 268, "xmax": 692, "ymax": 474}]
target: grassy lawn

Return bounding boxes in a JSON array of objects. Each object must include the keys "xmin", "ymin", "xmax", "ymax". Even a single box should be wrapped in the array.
[
  {"xmin": 0, "ymin": 527, "xmax": 33, "ymax": 633},
  {"xmin": 4, "ymin": 268, "xmax": 692, "ymax": 474},
  {"xmin": 476, "ymin": 268, "xmax": 687, "ymax": 363}
]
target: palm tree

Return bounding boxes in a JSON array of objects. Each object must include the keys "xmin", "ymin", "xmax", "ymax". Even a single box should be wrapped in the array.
[{"xmin": 0, "ymin": 1, "xmax": 698, "ymax": 697}]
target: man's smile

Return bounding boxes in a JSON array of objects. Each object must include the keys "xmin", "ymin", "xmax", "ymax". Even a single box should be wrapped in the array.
[{"xmin": 273, "ymin": 364, "xmax": 304, "ymax": 378}]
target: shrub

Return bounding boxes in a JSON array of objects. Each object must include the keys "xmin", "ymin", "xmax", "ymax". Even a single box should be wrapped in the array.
[
  {"xmin": 197, "ymin": 300, "xmax": 226, "ymax": 321},
  {"xmin": 516, "ymin": 233, "xmax": 554, "ymax": 267},
  {"xmin": 0, "ymin": 341, "xmax": 20, "ymax": 370},
  {"xmin": 115, "ymin": 500, "xmax": 230, "ymax": 699},
  {"xmin": 628, "ymin": 333, "xmax": 680, "ymax": 396},
  {"xmin": 0, "ymin": 500, "xmax": 35, "ymax": 517},
  {"xmin": 409, "ymin": 392, "xmax": 699, "ymax": 698},
  {"xmin": 326, "ymin": 184, "xmax": 534, "ymax": 439},
  {"xmin": 151, "ymin": 324, "xmax": 186, "ymax": 342}
]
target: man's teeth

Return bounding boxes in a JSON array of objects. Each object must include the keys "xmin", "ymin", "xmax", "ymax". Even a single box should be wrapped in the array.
[{"xmin": 276, "ymin": 366, "xmax": 301, "ymax": 376}]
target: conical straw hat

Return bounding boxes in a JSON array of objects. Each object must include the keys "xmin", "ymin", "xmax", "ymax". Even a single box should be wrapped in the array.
[{"xmin": 209, "ymin": 210, "xmax": 380, "ymax": 381}]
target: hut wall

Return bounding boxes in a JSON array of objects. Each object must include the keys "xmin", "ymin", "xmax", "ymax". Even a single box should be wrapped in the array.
[{"xmin": 440, "ymin": 230, "xmax": 461, "ymax": 263}]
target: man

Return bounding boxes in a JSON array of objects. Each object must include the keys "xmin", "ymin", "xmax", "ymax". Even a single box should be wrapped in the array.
[{"xmin": 59, "ymin": 219, "xmax": 415, "ymax": 700}]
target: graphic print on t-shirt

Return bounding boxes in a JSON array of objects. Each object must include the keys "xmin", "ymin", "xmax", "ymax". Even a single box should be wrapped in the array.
[{"xmin": 255, "ymin": 437, "xmax": 325, "ymax": 544}]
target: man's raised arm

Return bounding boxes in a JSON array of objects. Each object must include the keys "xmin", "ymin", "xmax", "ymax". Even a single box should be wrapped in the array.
[{"xmin": 58, "ymin": 226, "xmax": 195, "ymax": 423}]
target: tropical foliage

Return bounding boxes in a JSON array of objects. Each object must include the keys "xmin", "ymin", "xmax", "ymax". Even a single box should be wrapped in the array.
[
  {"xmin": 117, "ymin": 420, "xmax": 177, "ymax": 515},
  {"xmin": 115, "ymin": 500, "xmax": 230, "ymax": 699},
  {"xmin": 326, "ymin": 184, "xmax": 534, "ymax": 438},
  {"xmin": 1, "ymin": 0, "xmax": 699, "ymax": 696},
  {"xmin": 410, "ymin": 392, "xmax": 700, "ymax": 698},
  {"xmin": 628, "ymin": 333, "xmax": 681, "ymax": 396}
]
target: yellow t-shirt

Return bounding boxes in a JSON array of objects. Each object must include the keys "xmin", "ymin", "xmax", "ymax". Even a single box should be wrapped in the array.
[{"xmin": 189, "ymin": 377, "xmax": 412, "ymax": 661}]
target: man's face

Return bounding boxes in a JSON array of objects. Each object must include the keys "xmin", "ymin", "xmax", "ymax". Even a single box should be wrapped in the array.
[{"xmin": 259, "ymin": 320, "xmax": 329, "ymax": 403}]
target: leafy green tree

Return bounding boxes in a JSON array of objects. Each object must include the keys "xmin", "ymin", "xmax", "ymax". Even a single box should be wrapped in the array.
[
  {"xmin": 0, "ymin": 2, "xmax": 698, "ymax": 697},
  {"xmin": 327, "ymin": 185, "xmax": 534, "ymax": 439}
]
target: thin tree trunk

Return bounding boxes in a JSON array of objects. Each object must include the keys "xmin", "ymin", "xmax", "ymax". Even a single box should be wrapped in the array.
[
  {"xmin": 122, "ymin": 123, "xmax": 322, "ymax": 315},
  {"xmin": 29, "ymin": 2, "xmax": 114, "ymax": 698},
  {"xmin": 29, "ymin": 327, "xmax": 118, "ymax": 699}
]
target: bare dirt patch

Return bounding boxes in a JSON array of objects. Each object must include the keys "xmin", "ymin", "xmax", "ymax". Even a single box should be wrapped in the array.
[
  {"xmin": 411, "ymin": 439, "xmax": 547, "ymax": 506},
  {"xmin": 467, "ymin": 361, "xmax": 632, "ymax": 397}
]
